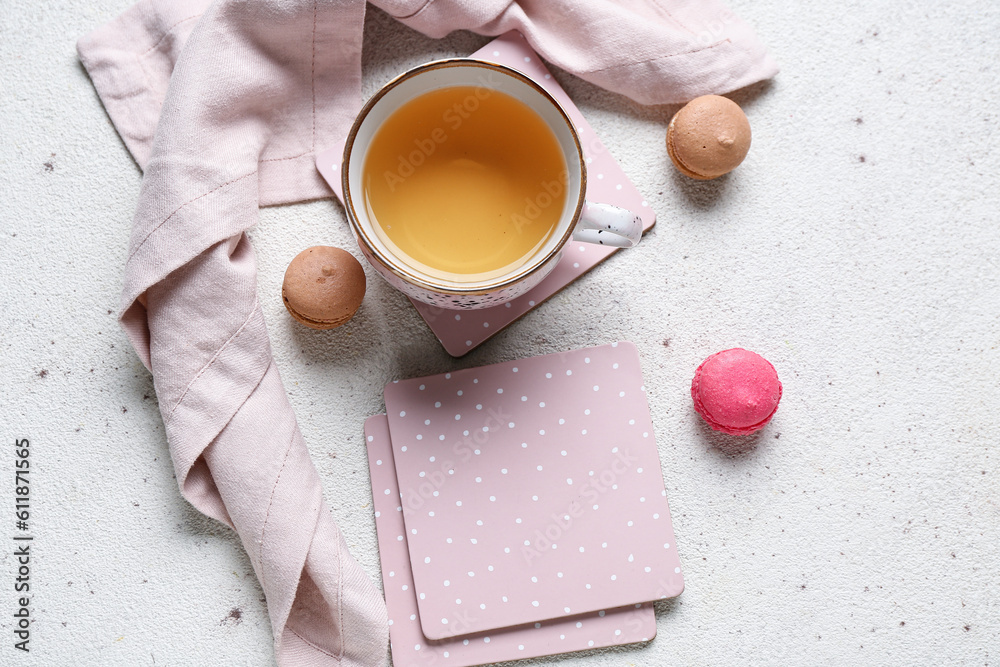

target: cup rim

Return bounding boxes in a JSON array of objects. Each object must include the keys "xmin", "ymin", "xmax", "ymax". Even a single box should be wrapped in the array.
[{"xmin": 341, "ymin": 58, "xmax": 587, "ymax": 297}]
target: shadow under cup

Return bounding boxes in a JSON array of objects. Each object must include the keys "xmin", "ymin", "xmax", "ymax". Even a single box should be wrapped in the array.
[{"xmin": 342, "ymin": 59, "xmax": 586, "ymax": 310}]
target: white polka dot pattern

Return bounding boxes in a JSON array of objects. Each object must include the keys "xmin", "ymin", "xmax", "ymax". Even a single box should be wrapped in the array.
[
  {"xmin": 384, "ymin": 342, "xmax": 683, "ymax": 640},
  {"xmin": 366, "ymin": 414, "xmax": 656, "ymax": 667}
]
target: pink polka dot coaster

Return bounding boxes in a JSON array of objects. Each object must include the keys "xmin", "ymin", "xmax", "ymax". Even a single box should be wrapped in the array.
[
  {"xmin": 381, "ymin": 342, "xmax": 683, "ymax": 640},
  {"xmin": 366, "ymin": 415, "xmax": 657, "ymax": 667},
  {"xmin": 317, "ymin": 32, "xmax": 656, "ymax": 356}
]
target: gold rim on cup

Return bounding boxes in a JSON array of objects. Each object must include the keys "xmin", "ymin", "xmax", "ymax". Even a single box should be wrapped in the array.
[{"xmin": 341, "ymin": 58, "xmax": 587, "ymax": 298}]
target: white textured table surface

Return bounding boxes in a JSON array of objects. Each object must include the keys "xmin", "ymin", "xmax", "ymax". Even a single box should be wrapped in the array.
[{"xmin": 2, "ymin": 1, "xmax": 998, "ymax": 665}]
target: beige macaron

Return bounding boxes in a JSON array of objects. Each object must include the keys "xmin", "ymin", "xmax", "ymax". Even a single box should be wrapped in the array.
[
  {"xmin": 666, "ymin": 95, "xmax": 751, "ymax": 180},
  {"xmin": 282, "ymin": 246, "xmax": 366, "ymax": 330}
]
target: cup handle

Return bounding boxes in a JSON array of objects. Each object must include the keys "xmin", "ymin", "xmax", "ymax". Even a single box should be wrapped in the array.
[{"xmin": 572, "ymin": 202, "xmax": 644, "ymax": 248}]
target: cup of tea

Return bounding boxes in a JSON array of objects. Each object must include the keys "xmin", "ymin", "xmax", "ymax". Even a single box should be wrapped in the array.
[{"xmin": 342, "ymin": 59, "xmax": 643, "ymax": 310}]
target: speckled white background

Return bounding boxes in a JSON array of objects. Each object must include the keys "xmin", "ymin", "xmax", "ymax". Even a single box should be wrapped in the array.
[{"xmin": 1, "ymin": 1, "xmax": 998, "ymax": 665}]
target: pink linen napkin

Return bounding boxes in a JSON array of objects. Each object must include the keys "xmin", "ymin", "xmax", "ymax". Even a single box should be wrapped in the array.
[{"xmin": 78, "ymin": 1, "xmax": 776, "ymax": 665}]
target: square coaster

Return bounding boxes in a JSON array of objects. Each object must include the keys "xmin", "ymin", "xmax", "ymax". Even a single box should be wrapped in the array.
[
  {"xmin": 382, "ymin": 343, "xmax": 683, "ymax": 640},
  {"xmin": 316, "ymin": 31, "xmax": 656, "ymax": 356},
  {"xmin": 366, "ymin": 415, "xmax": 657, "ymax": 667}
]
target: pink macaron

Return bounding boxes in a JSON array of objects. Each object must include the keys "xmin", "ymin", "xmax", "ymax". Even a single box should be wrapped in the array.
[{"xmin": 691, "ymin": 348, "xmax": 782, "ymax": 435}]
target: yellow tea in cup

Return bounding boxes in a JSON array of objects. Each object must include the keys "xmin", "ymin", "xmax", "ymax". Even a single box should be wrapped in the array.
[{"xmin": 362, "ymin": 85, "xmax": 567, "ymax": 282}]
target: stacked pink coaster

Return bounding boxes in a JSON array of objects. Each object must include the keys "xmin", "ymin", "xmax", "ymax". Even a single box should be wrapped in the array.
[
  {"xmin": 317, "ymin": 32, "xmax": 657, "ymax": 356},
  {"xmin": 365, "ymin": 343, "xmax": 683, "ymax": 666}
]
